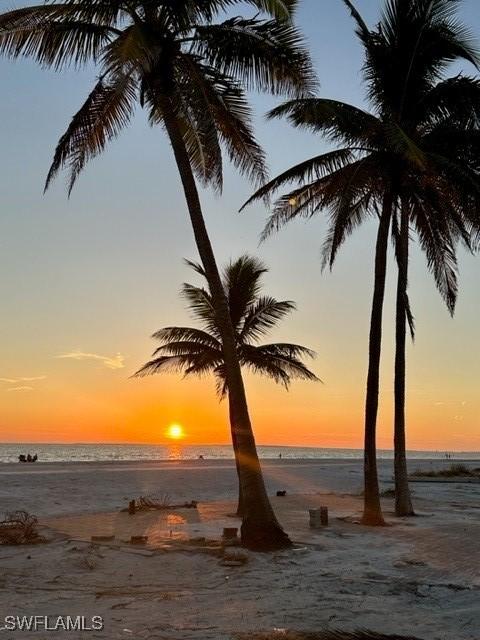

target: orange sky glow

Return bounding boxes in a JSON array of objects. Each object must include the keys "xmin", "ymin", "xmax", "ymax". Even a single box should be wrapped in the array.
[{"xmin": 1, "ymin": 2, "xmax": 478, "ymax": 453}]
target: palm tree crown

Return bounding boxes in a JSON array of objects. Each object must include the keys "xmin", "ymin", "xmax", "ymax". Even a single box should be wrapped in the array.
[
  {"xmin": 135, "ymin": 255, "xmax": 319, "ymax": 394},
  {"xmin": 244, "ymin": 0, "xmax": 480, "ymax": 310},
  {"xmin": 0, "ymin": 0, "xmax": 315, "ymax": 194}
]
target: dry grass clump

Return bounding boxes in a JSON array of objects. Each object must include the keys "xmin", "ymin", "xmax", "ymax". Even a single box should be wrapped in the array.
[
  {"xmin": 0, "ymin": 511, "xmax": 45, "ymax": 545},
  {"xmin": 411, "ymin": 464, "xmax": 480, "ymax": 478}
]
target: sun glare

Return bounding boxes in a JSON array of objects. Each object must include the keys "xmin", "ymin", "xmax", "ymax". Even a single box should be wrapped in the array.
[{"xmin": 166, "ymin": 423, "xmax": 185, "ymax": 440}]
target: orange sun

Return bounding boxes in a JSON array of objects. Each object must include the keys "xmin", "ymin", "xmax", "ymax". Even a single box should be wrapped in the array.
[{"xmin": 166, "ymin": 423, "xmax": 185, "ymax": 440}]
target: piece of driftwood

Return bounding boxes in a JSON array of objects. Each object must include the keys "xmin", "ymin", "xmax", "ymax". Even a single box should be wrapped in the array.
[
  {"xmin": 121, "ymin": 493, "xmax": 198, "ymax": 513},
  {"xmin": 0, "ymin": 511, "xmax": 45, "ymax": 545},
  {"xmin": 221, "ymin": 550, "xmax": 249, "ymax": 566},
  {"xmin": 276, "ymin": 490, "xmax": 287, "ymax": 497}
]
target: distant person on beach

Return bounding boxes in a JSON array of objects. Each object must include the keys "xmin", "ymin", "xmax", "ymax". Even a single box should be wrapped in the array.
[{"xmin": 18, "ymin": 453, "xmax": 38, "ymax": 463}]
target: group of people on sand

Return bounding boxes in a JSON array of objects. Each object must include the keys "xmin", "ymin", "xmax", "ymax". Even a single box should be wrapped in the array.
[{"xmin": 18, "ymin": 453, "xmax": 38, "ymax": 463}]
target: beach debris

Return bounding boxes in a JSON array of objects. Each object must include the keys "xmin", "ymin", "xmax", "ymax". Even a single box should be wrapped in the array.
[
  {"xmin": 309, "ymin": 507, "xmax": 328, "ymax": 528},
  {"xmin": 138, "ymin": 493, "xmax": 171, "ymax": 510},
  {"xmin": 381, "ymin": 488, "xmax": 396, "ymax": 498},
  {"xmin": 222, "ymin": 527, "xmax": 240, "ymax": 547},
  {"xmin": 91, "ymin": 535, "xmax": 115, "ymax": 542},
  {"xmin": 81, "ymin": 554, "xmax": 98, "ymax": 570},
  {"xmin": 121, "ymin": 493, "xmax": 198, "ymax": 513},
  {"xmin": 221, "ymin": 550, "xmax": 249, "ymax": 567},
  {"xmin": 130, "ymin": 535, "xmax": 148, "ymax": 545},
  {"xmin": 276, "ymin": 490, "xmax": 287, "ymax": 497},
  {"xmin": 0, "ymin": 511, "xmax": 45, "ymax": 545}
]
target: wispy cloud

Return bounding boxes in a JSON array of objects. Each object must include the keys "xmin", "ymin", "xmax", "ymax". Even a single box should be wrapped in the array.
[
  {"xmin": 0, "ymin": 376, "xmax": 46, "ymax": 384},
  {"xmin": 8, "ymin": 386, "xmax": 34, "ymax": 392},
  {"xmin": 56, "ymin": 351, "xmax": 125, "ymax": 370}
]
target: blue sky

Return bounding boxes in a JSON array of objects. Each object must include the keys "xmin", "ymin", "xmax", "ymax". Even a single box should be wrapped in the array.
[{"xmin": 1, "ymin": 0, "xmax": 479, "ymax": 448}]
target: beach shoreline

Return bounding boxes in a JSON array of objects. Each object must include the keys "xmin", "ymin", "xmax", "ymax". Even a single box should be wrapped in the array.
[
  {"xmin": 1, "ymin": 457, "xmax": 477, "ymax": 518},
  {"xmin": 1, "ymin": 458, "xmax": 479, "ymax": 639}
]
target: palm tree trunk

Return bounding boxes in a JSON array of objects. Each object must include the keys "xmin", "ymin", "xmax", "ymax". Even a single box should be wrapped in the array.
[
  {"xmin": 228, "ymin": 394, "xmax": 244, "ymax": 517},
  {"xmin": 394, "ymin": 202, "xmax": 414, "ymax": 517},
  {"xmin": 160, "ymin": 96, "xmax": 290, "ymax": 550},
  {"xmin": 362, "ymin": 194, "xmax": 392, "ymax": 526}
]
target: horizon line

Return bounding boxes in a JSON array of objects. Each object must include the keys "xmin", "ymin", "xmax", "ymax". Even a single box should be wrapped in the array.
[{"xmin": 1, "ymin": 441, "xmax": 478, "ymax": 453}]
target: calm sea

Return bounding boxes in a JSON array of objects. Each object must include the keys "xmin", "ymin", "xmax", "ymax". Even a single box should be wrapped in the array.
[{"xmin": 0, "ymin": 443, "xmax": 478, "ymax": 464}]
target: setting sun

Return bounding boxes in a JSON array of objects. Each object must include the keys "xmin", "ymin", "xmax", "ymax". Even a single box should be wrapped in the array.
[{"xmin": 166, "ymin": 423, "xmax": 185, "ymax": 440}]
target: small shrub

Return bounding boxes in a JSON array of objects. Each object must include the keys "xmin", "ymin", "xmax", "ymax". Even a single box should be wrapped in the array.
[
  {"xmin": 411, "ymin": 464, "xmax": 479, "ymax": 478},
  {"xmin": 0, "ymin": 511, "xmax": 45, "ymax": 545}
]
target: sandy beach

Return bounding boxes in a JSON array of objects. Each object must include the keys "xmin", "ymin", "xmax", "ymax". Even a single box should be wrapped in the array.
[{"xmin": 1, "ymin": 457, "xmax": 479, "ymax": 639}]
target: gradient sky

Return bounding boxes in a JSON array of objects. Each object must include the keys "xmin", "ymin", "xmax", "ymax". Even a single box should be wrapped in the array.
[{"xmin": 1, "ymin": 0, "xmax": 479, "ymax": 450}]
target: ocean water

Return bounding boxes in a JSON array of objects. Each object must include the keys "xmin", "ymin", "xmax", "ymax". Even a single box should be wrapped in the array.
[{"xmin": 0, "ymin": 443, "xmax": 478, "ymax": 464}]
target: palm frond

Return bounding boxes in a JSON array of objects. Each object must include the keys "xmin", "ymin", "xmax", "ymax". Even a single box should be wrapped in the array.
[
  {"xmin": 420, "ymin": 75, "xmax": 480, "ymax": 128},
  {"xmin": 181, "ymin": 283, "xmax": 219, "ymax": 337},
  {"xmin": 267, "ymin": 98, "xmax": 383, "ymax": 146},
  {"xmin": 0, "ymin": 4, "xmax": 118, "ymax": 69},
  {"xmin": 193, "ymin": 17, "xmax": 316, "ymax": 97},
  {"xmin": 341, "ymin": 0, "xmax": 371, "ymax": 45},
  {"xmin": 382, "ymin": 122, "xmax": 426, "ymax": 168},
  {"xmin": 410, "ymin": 194, "xmax": 459, "ymax": 314},
  {"xmin": 243, "ymin": 0, "xmax": 300, "ymax": 19},
  {"xmin": 152, "ymin": 327, "xmax": 222, "ymax": 351},
  {"xmin": 405, "ymin": 292, "xmax": 416, "ymax": 341},
  {"xmin": 241, "ymin": 297, "xmax": 295, "ymax": 342},
  {"xmin": 45, "ymin": 72, "xmax": 136, "ymax": 193},
  {"xmin": 177, "ymin": 56, "xmax": 267, "ymax": 186},
  {"xmin": 224, "ymin": 255, "xmax": 268, "ymax": 331},
  {"xmin": 241, "ymin": 148, "xmax": 357, "ymax": 211},
  {"xmin": 184, "ymin": 259, "xmax": 206, "ymax": 278},
  {"xmin": 134, "ymin": 354, "xmax": 216, "ymax": 378},
  {"xmin": 240, "ymin": 342, "xmax": 319, "ymax": 388}
]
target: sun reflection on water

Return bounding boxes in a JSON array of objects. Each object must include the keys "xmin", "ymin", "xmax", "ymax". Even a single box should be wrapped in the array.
[{"xmin": 167, "ymin": 444, "xmax": 183, "ymax": 461}]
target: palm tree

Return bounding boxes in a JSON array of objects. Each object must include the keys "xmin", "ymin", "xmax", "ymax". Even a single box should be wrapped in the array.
[
  {"xmin": 135, "ymin": 254, "xmax": 319, "ymax": 516},
  {"xmin": 0, "ymin": 0, "xmax": 315, "ymax": 549},
  {"xmin": 243, "ymin": 0, "xmax": 480, "ymax": 524}
]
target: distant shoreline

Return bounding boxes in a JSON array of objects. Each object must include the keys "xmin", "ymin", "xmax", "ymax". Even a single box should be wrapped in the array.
[
  {"xmin": 2, "ymin": 441, "xmax": 478, "ymax": 452},
  {"xmin": 1, "ymin": 457, "xmax": 480, "ymax": 470}
]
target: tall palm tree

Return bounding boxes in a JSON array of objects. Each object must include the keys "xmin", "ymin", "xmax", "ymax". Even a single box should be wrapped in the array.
[
  {"xmin": 0, "ymin": 0, "xmax": 315, "ymax": 549},
  {"xmin": 243, "ymin": 0, "xmax": 480, "ymax": 524},
  {"xmin": 135, "ymin": 254, "xmax": 319, "ymax": 516}
]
